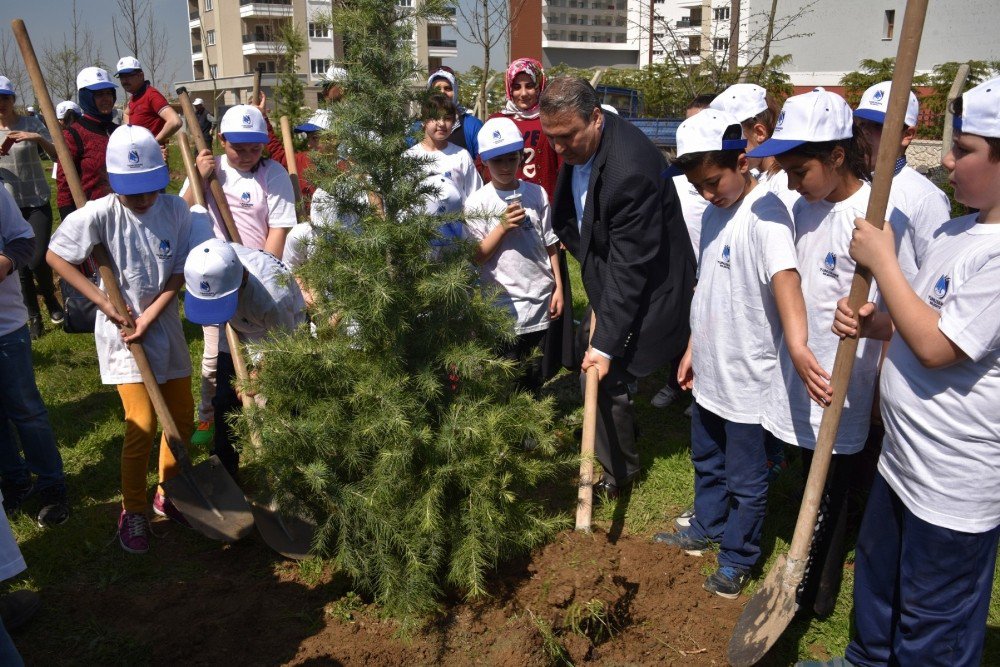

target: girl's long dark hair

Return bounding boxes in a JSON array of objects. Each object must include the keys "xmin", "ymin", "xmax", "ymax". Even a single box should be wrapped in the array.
[{"xmin": 785, "ymin": 132, "xmax": 872, "ymax": 182}]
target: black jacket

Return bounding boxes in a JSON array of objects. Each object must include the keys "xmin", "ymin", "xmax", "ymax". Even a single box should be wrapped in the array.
[{"xmin": 551, "ymin": 112, "xmax": 695, "ymax": 377}]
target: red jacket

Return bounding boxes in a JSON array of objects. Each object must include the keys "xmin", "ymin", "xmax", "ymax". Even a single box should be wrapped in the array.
[
  {"xmin": 485, "ymin": 113, "xmax": 561, "ymax": 201},
  {"xmin": 265, "ymin": 118, "xmax": 315, "ymax": 213},
  {"xmin": 56, "ymin": 115, "xmax": 116, "ymax": 208}
]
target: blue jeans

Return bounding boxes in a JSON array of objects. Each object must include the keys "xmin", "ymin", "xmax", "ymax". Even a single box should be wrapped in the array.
[
  {"xmin": 846, "ymin": 473, "xmax": 999, "ymax": 667},
  {"xmin": 0, "ymin": 325, "xmax": 65, "ymax": 491},
  {"xmin": 0, "ymin": 616, "xmax": 23, "ymax": 666},
  {"xmin": 687, "ymin": 401, "xmax": 768, "ymax": 570}
]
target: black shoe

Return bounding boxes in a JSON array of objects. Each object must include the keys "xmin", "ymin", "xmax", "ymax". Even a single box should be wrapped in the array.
[
  {"xmin": 48, "ymin": 306, "xmax": 65, "ymax": 325},
  {"xmin": 594, "ymin": 478, "xmax": 623, "ymax": 501},
  {"xmin": 36, "ymin": 485, "xmax": 69, "ymax": 527},
  {"xmin": 1, "ymin": 480, "xmax": 32, "ymax": 514},
  {"xmin": 0, "ymin": 590, "xmax": 41, "ymax": 631},
  {"xmin": 27, "ymin": 315, "xmax": 43, "ymax": 340}
]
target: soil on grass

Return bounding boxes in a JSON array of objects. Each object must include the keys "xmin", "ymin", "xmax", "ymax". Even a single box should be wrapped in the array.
[{"xmin": 18, "ymin": 522, "xmax": 743, "ymax": 666}]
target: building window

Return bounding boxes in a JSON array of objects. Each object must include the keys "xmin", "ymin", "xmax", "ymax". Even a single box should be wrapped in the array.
[
  {"xmin": 308, "ymin": 22, "xmax": 330, "ymax": 38},
  {"xmin": 395, "ymin": 0, "xmax": 413, "ymax": 6},
  {"xmin": 883, "ymin": 9, "xmax": 895, "ymax": 40},
  {"xmin": 209, "ymin": 64, "xmax": 218, "ymax": 78},
  {"xmin": 713, "ymin": 37, "xmax": 729, "ymax": 52},
  {"xmin": 310, "ymin": 58, "xmax": 332, "ymax": 75},
  {"xmin": 713, "ymin": 6, "xmax": 730, "ymax": 21},
  {"xmin": 207, "ymin": 29, "xmax": 216, "ymax": 46},
  {"xmin": 258, "ymin": 60, "xmax": 276, "ymax": 74},
  {"xmin": 204, "ymin": 0, "xmax": 212, "ymax": 10}
]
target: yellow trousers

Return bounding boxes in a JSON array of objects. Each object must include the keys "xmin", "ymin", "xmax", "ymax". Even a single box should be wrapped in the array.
[{"xmin": 116, "ymin": 378, "xmax": 195, "ymax": 513}]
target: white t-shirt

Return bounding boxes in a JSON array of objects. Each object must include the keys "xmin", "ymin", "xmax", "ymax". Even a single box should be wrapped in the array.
[
  {"xmin": 406, "ymin": 142, "xmax": 482, "ymax": 247},
  {"xmin": 890, "ymin": 165, "xmax": 952, "ymax": 282},
  {"xmin": 219, "ymin": 244, "xmax": 307, "ymax": 354},
  {"xmin": 49, "ymin": 195, "xmax": 196, "ymax": 385},
  {"xmin": 0, "ymin": 186, "xmax": 32, "ymax": 337},
  {"xmin": 763, "ymin": 182, "xmax": 905, "ymax": 454},
  {"xmin": 672, "ymin": 174, "xmax": 707, "ymax": 260},
  {"xmin": 878, "ymin": 215, "xmax": 1000, "ymax": 533},
  {"xmin": 758, "ymin": 169, "xmax": 801, "ymax": 215},
  {"xmin": 283, "ymin": 187, "xmax": 364, "ymax": 272},
  {"xmin": 180, "ymin": 156, "xmax": 297, "ymax": 252},
  {"xmin": 691, "ymin": 185, "xmax": 798, "ymax": 424},
  {"xmin": 464, "ymin": 181, "xmax": 558, "ymax": 334}
]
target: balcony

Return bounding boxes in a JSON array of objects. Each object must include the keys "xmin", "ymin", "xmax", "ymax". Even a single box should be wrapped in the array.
[
  {"xmin": 242, "ymin": 33, "xmax": 283, "ymax": 55},
  {"xmin": 427, "ymin": 38, "xmax": 458, "ymax": 58},
  {"xmin": 239, "ymin": 0, "xmax": 293, "ymax": 19},
  {"xmin": 675, "ymin": 18, "xmax": 702, "ymax": 28},
  {"xmin": 675, "ymin": 47, "xmax": 701, "ymax": 57},
  {"xmin": 427, "ymin": 39, "xmax": 456, "ymax": 48},
  {"xmin": 189, "ymin": 10, "xmax": 201, "ymax": 28}
]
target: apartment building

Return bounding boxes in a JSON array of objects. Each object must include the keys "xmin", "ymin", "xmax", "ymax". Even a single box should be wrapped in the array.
[
  {"xmin": 541, "ymin": 0, "xmax": 639, "ymax": 68},
  {"xmin": 178, "ymin": 0, "xmax": 457, "ymax": 108}
]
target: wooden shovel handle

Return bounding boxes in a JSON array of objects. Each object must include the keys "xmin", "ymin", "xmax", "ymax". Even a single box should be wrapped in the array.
[
  {"xmin": 279, "ymin": 116, "xmax": 302, "ymax": 203},
  {"xmin": 786, "ymin": 0, "xmax": 930, "ymax": 563},
  {"xmin": 177, "ymin": 131, "xmax": 207, "ymax": 208},
  {"xmin": 12, "ymin": 18, "xmax": 194, "ymax": 470},
  {"xmin": 176, "ymin": 87, "xmax": 243, "ymax": 245},
  {"xmin": 576, "ymin": 365, "xmax": 600, "ymax": 532}
]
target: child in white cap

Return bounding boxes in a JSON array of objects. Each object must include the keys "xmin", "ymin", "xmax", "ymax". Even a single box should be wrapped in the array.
[
  {"xmin": 820, "ymin": 76, "xmax": 1000, "ymax": 667},
  {"xmin": 182, "ymin": 238, "xmax": 306, "ymax": 477},
  {"xmin": 464, "ymin": 116, "xmax": 563, "ymax": 393},
  {"xmin": 653, "ymin": 109, "xmax": 818, "ymax": 599},
  {"xmin": 853, "ymin": 81, "xmax": 951, "ymax": 281},
  {"xmin": 179, "ymin": 103, "xmax": 297, "ymax": 448},
  {"xmin": 748, "ymin": 87, "xmax": 906, "ymax": 616},
  {"xmin": 47, "ymin": 124, "xmax": 207, "ymax": 554}
]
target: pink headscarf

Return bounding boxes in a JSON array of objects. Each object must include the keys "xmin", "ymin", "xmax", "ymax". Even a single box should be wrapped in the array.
[{"xmin": 502, "ymin": 58, "xmax": 546, "ymax": 119}]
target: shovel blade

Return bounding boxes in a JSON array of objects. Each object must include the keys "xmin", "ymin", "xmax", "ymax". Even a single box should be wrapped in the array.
[
  {"xmin": 162, "ymin": 456, "xmax": 256, "ymax": 542},
  {"xmin": 250, "ymin": 501, "xmax": 316, "ymax": 560},
  {"xmin": 727, "ymin": 554, "xmax": 801, "ymax": 667}
]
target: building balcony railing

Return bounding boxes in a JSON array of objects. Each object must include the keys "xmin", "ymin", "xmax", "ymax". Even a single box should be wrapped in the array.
[
  {"xmin": 239, "ymin": 0, "xmax": 290, "ymax": 5},
  {"xmin": 192, "ymin": 45, "xmax": 203, "ymax": 53},
  {"xmin": 676, "ymin": 18, "xmax": 702, "ymax": 27},
  {"xmin": 190, "ymin": 10, "xmax": 199, "ymax": 19},
  {"xmin": 427, "ymin": 39, "xmax": 457, "ymax": 47},
  {"xmin": 243, "ymin": 33, "xmax": 278, "ymax": 43},
  {"xmin": 675, "ymin": 47, "xmax": 700, "ymax": 56}
]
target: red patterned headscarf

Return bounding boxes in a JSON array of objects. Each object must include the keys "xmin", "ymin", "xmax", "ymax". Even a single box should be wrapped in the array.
[{"xmin": 502, "ymin": 58, "xmax": 546, "ymax": 119}]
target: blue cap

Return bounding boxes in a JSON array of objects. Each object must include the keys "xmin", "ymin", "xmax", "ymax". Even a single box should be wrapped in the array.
[
  {"xmin": 184, "ymin": 289, "xmax": 239, "ymax": 325},
  {"xmin": 183, "ymin": 239, "xmax": 244, "ymax": 325}
]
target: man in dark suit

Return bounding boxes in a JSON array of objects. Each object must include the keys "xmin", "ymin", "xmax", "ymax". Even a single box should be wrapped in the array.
[{"xmin": 540, "ymin": 77, "xmax": 695, "ymax": 497}]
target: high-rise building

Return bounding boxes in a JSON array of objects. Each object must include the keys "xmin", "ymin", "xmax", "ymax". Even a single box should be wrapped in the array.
[
  {"xmin": 178, "ymin": 0, "xmax": 457, "ymax": 108},
  {"xmin": 540, "ymin": 0, "xmax": 638, "ymax": 68}
]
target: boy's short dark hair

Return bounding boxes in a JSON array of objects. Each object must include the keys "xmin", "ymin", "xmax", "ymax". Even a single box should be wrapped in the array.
[
  {"xmin": 671, "ymin": 123, "xmax": 745, "ymax": 173},
  {"xmin": 951, "ymin": 96, "xmax": 1000, "ymax": 162},
  {"xmin": 421, "ymin": 92, "xmax": 457, "ymax": 121},
  {"xmin": 687, "ymin": 94, "xmax": 716, "ymax": 112}
]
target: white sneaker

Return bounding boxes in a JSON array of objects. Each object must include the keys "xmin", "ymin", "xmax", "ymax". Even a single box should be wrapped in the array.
[
  {"xmin": 674, "ymin": 505, "xmax": 695, "ymax": 530},
  {"xmin": 651, "ymin": 384, "xmax": 679, "ymax": 408}
]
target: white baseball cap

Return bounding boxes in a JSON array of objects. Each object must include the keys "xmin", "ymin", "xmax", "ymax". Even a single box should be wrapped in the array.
[
  {"xmin": 219, "ymin": 104, "xmax": 267, "ymax": 143},
  {"xmin": 106, "ymin": 124, "xmax": 169, "ymax": 195},
  {"xmin": 56, "ymin": 100, "xmax": 83, "ymax": 120},
  {"xmin": 0, "ymin": 76, "xmax": 14, "ymax": 96},
  {"xmin": 114, "ymin": 56, "xmax": 143, "ymax": 77},
  {"xmin": 77, "ymin": 67, "xmax": 116, "ymax": 91},
  {"xmin": 322, "ymin": 66, "xmax": 347, "ymax": 84},
  {"xmin": 192, "ymin": 98, "xmax": 205, "ymax": 106},
  {"xmin": 955, "ymin": 76, "xmax": 1000, "ymax": 139},
  {"xmin": 600, "ymin": 104, "xmax": 619, "ymax": 115},
  {"xmin": 184, "ymin": 239, "xmax": 244, "ymax": 325},
  {"xmin": 748, "ymin": 87, "xmax": 853, "ymax": 158},
  {"xmin": 675, "ymin": 109, "xmax": 747, "ymax": 159},
  {"xmin": 854, "ymin": 81, "xmax": 919, "ymax": 127},
  {"xmin": 295, "ymin": 109, "xmax": 332, "ymax": 133},
  {"xmin": 477, "ymin": 117, "xmax": 523, "ymax": 161},
  {"xmin": 710, "ymin": 83, "xmax": 769, "ymax": 122}
]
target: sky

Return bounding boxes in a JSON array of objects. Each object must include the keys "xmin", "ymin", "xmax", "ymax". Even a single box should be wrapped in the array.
[{"xmin": 0, "ymin": 0, "xmax": 498, "ymax": 102}]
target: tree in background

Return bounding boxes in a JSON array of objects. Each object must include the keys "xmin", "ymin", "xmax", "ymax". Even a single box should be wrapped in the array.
[
  {"xmin": 840, "ymin": 58, "xmax": 929, "ymax": 107},
  {"xmin": 455, "ymin": 0, "xmax": 527, "ymax": 118},
  {"xmin": 0, "ymin": 32, "xmax": 30, "ymax": 104},
  {"xmin": 41, "ymin": 0, "xmax": 105, "ymax": 103},
  {"xmin": 112, "ymin": 0, "xmax": 174, "ymax": 92},
  {"xmin": 272, "ymin": 22, "xmax": 308, "ymax": 128},
  {"xmin": 238, "ymin": 0, "xmax": 569, "ymax": 622}
]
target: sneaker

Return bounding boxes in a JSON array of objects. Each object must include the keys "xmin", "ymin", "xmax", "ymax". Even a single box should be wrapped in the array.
[
  {"xmin": 117, "ymin": 510, "xmax": 150, "ymax": 554},
  {"xmin": 36, "ymin": 485, "xmax": 69, "ymax": 527},
  {"xmin": 1, "ymin": 480, "xmax": 32, "ymax": 514},
  {"xmin": 652, "ymin": 528, "xmax": 711, "ymax": 556},
  {"xmin": 191, "ymin": 420, "xmax": 215, "ymax": 448},
  {"xmin": 48, "ymin": 306, "xmax": 66, "ymax": 325},
  {"xmin": 703, "ymin": 565, "xmax": 750, "ymax": 599},
  {"xmin": 153, "ymin": 491, "xmax": 190, "ymax": 528},
  {"xmin": 0, "ymin": 590, "xmax": 41, "ymax": 631},
  {"xmin": 650, "ymin": 384, "xmax": 679, "ymax": 408},
  {"xmin": 28, "ymin": 315, "xmax": 43, "ymax": 340},
  {"xmin": 673, "ymin": 505, "xmax": 695, "ymax": 531}
]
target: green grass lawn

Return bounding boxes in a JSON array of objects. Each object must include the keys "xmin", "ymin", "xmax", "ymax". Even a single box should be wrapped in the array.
[{"xmin": 10, "ymin": 156, "xmax": 1000, "ymax": 664}]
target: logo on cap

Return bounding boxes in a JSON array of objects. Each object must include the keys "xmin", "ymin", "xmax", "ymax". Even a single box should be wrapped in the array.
[
  {"xmin": 242, "ymin": 113, "xmax": 252, "ymax": 127},
  {"xmin": 776, "ymin": 110, "xmax": 785, "ymax": 130},
  {"xmin": 128, "ymin": 149, "xmax": 140, "ymax": 164},
  {"xmin": 199, "ymin": 280, "xmax": 211, "ymax": 294},
  {"xmin": 873, "ymin": 89, "xmax": 885, "ymax": 102},
  {"xmin": 492, "ymin": 130, "xmax": 502, "ymax": 141}
]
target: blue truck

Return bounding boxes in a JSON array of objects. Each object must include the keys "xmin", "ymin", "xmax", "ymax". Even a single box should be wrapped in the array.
[{"xmin": 596, "ymin": 85, "xmax": 683, "ymax": 153}]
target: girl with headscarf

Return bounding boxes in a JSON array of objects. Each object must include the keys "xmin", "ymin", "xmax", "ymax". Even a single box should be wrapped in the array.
[
  {"xmin": 427, "ymin": 66, "xmax": 483, "ymax": 162},
  {"xmin": 488, "ymin": 58, "xmax": 561, "ymax": 200}
]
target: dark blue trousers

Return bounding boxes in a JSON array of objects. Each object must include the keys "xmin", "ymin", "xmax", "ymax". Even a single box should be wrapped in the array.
[
  {"xmin": 845, "ymin": 473, "xmax": 1000, "ymax": 667},
  {"xmin": 687, "ymin": 401, "xmax": 768, "ymax": 570}
]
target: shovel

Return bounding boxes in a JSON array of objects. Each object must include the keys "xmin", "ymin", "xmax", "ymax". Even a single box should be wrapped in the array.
[
  {"xmin": 726, "ymin": 1, "xmax": 929, "ymax": 664},
  {"xmin": 177, "ymin": 122, "xmax": 316, "ymax": 558},
  {"xmin": 576, "ymin": 309, "xmax": 601, "ymax": 532},
  {"xmin": 279, "ymin": 115, "xmax": 302, "ymax": 204},
  {"xmin": 225, "ymin": 325, "xmax": 316, "ymax": 559},
  {"xmin": 11, "ymin": 17, "xmax": 255, "ymax": 542}
]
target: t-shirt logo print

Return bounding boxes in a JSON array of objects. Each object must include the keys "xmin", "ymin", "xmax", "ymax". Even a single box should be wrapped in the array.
[
  {"xmin": 240, "ymin": 191, "xmax": 253, "ymax": 208},
  {"xmin": 821, "ymin": 251, "xmax": 838, "ymax": 278},
  {"xmin": 718, "ymin": 244, "xmax": 731, "ymax": 269},
  {"xmin": 929, "ymin": 274, "xmax": 950, "ymax": 308},
  {"xmin": 156, "ymin": 239, "xmax": 171, "ymax": 259}
]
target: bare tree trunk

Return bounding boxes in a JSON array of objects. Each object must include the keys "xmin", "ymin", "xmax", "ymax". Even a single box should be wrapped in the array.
[
  {"xmin": 480, "ymin": 0, "xmax": 489, "ymax": 118},
  {"xmin": 759, "ymin": 0, "xmax": 779, "ymax": 73},
  {"xmin": 728, "ymin": 0, "xmax": 741, "ymax": 74}
]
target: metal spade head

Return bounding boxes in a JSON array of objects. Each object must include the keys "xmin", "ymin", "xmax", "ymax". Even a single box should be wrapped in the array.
[
  {"xmin": 727, "ymin": 554, "xmax": 801, "ymax": 667},
  {"xmin": 161, "ymin": 455, "xmax": 256, "ymax": 542},
  {"xmin": 249, "ymin": 500, "xmax": 316, "ymax": 560}
]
